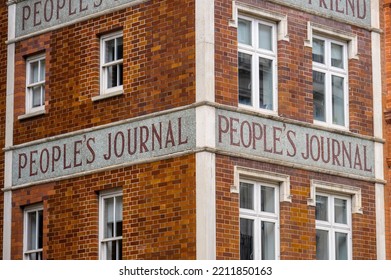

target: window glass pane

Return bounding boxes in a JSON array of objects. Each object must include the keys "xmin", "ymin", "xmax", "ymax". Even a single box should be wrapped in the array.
[
  {"xmin": 118, "ymin": 64, "xmax": 124, "ymax": 86},
  {"xmin": 312, "ymin": 38, "xmax": 325, "ymax": 64},
  {"xmin": 104, "ymin": 197, "xmax": 114, "ymax": 238},
  {"xmin": 238, "ymin": 52, "xmax": 252, "ymax": 106},
  {"xmin": 105, "ymin": 39, "xmax": 115, "ymax": 63},
  {"xmin": 38, "ymin": 210, "xmax": 43, "ymax": 249},
  {"xmin": 261, "ymin": 221, "xmax": 275, "ymax": 260},
  {"xmin": 316, "ymin": 229, "xmax": 329, "ymax": 260},
  {"xmin": 261, "ymin": 186, "xmax": 275, "ymax": 213},
  {"xmin": 238, "ymin": 19, "xmax": 251, "ymax": 45},
  {"xmin": 335, "ymin": 232, "xmax": 348, "ymax": 260},
  {"xmin": 116, "ymin": 37, "xmax": 123, "ymax": 60},
  {"xmin": 27, "ymin": 212, "xmax": 37, "ymax": 250},
  {"xmin": 240, "ymin": 182, "xmax": 254, "ymax": 210},
  {"xmin": 259, "ymin": 57, "xmax": 273, "ymax": 110},
  {"xmin": 30, "ymin": 61, "xmax": 39, "ymax": 84},
  {"xmin": 316, "ymin": 195, "xmax": 328, "ymax": 221},
  {"xmin": 115, "ymin": 196, "xmax": 123, "ymax": 237},
  {"xmin": 27, "ymin": 252, "xmax": 42, "ymax": 260},
  {"xmin": 258, "ymin": 23, "xmax": 272, "ymax": 51},
  {"xmin": 105, "ymin": 241, "xmax": 116, "ymax": 260},
  {"xmin": 240, "ymin": 218, "xmax": 254, "ymax": 260},
  {"xmin": 117, "ymin": 239, "xmax": 123, "ymax": 260},
  {"xmin": 40, "ymin": 60, "xmax": 45, "ymax": 81},
  {"xmin": 32, "ymin": 86, "xmax": 43, "ymax": 108},
  {"xmin": 331, "ymin": 43, "xmax": 344, "ymax": 68},
  {"xmin": 107, "ymin": 65, "xmax": 118, "ymax": 89},
  {"xmin": 334, "ymin": 198, "xmax": 347, "ymax": 224},
  {"xmin": 332, "ymin": 75, "xmax": 345, "ymax": 126},
  {"xmin": 313, "ymin": 71, "xmax": 326, "ymax": 122}
]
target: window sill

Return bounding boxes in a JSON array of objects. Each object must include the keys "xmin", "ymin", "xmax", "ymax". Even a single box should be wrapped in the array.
[
  {"xmin": 18, "ymin": 109, "xmax": 46, "ymax": 120},
  {"xmin": 92, "ymin": 90, "xmax": 124, "ymax": 102},
  {"xmin": 238, "ymin": 104, "xmax": 278, "ymax": 116},
  {"xmin": 313, "ymin": 120, "xmax": 349, "ymax": 132}
]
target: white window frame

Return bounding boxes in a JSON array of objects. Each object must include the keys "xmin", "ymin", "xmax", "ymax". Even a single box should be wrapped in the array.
[
  {"xmin": 239, "ymin": 179, "xmax": 280, "ymax": 260},
  {"xmin": 99, "ymin": 189, "xmax": 123, "ymax": 260},
  {"xmin": 308, "ymin": 180, "xmax": 362, "ymax": 260},
  {"xmin": 100, "ymin": 31, "xmax": 124, "ymax": 97},
  {"xmin": 233, "ymin": 166, "xmax": 292, "ymax": 260},
  {"xmin": 237, "ymin": 14, "xmax": 278, "ymax": 114},
  {"xmin": 312, "ymin": 34, "xmax": 349, "ymax": 129},
  {"xmin": 23, "ymin": 203, "xmax": 43, "ymax": 260},
  {"xmin": 315, "ymin": 192, "xmax": 352, "ymax": 260},
  {"xmin": 26, "ymin": 54, "xmax": 45, "ymax": 114}
]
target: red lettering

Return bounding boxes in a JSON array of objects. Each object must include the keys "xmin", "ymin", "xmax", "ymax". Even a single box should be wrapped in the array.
[
  {"xmin": 353, "ymin": 145, "xmax": 363, "ymax": 170},
  {"xmin": 357, "ymin": 0, "xmax": 366, "ymax": 19},
  {"xmin": 80, "ymin": 0, "xmax": 88, "ymax": 12},
  {"xmin": 44, "ymin": 0, "xmax": 54, "ymax": 22},
  {"xmin": 30, "ymin": 150, "xmax": 38, "ymax": 176},
  {"xmin": 94, "ymin": 0, "xmax": 103, "ymax": 8},
  {"xmin": 273, "ymin": 126, "xmax": 283, "ymax": 155},
  {"xmin": 252, "ymin": 122, "xmax": 263, "ymax": 150},
  {"xmin": 363, "ymin": 145, "xmax": 373, "ymax": 172},
  {"xmin": 22, "ymin": 6, "xmax": 31, "ymax": 31},
  {"xmin": 86, "ymin": 137, "xmax": 95, "ymax": 164},
  {"xmin": 178, "ymin": 117, "xmax": 188, "ymax": 145},
  {"xmin": 69, "ymin": 0, "xmax": 76, "ymax": 15},
  {"xmin": 141, "ymin": 126, "xmax": 150, "ymax": 152},
  {"xmin": 302, "ymin": 134, "xmax": 310, "ymax": 159},
  {"xmin": 127, "ymin": 128, "xmax": 137, "ymax": 155},
  {"xmin": 230, "ymin": 118, "xmax": 240, "ymax": 147},
  {"xmin": 342, "ymin": 142, "xmax": 352, "ymax": 168},
  {"xmin": 218, "ymin": 115, "xmax": 229, "ymax": 143},
  {"xmin": 336, "ymin": 0, "xmax": 344, "ymax": 13},
  {"xmin": 39, "ymin": 148, "xmax": 50, "ymax": 174},
  {"xmin": 240, "ymin": 121, "xmax": 252, "ymax": 148},
  {"xmin": 56, "ymin": 0, "xmax": 65, "ymax": 19},
  {"xmin": 287, "ymin": 130, "xmax": 296, "ymax": 157},
  {"xmin": 164, "ymin": 122, "xmax": 174, "ymax": 149},
  {"xmin": 74, "ymin": 140, "xmax": 83, "ymax": 167},
  {"xmin": 114, "ymin": 132, "xmax": 125, "ymax": 157},
  {"xmin": 63, "ymin": 144, "xmax": 72, "ymax": 169},
  {"xmin": 319, "ymin": 0, "xmax": 328, "ymax": 9},
  {"xmin": 347, "ymin": 0, "xmax": 355, "ymax": 16},
  {"xmin": 263, "ymin": 124, "xmax": 272, "ymax": 153},
  {"xmin": 33, "ymin": 1, "xmax": 42, "ymax": 27},
  {"xmin": 52, "ymin": 146, "xmax": 61, "ymax": 172},
  {"xmin": 320, "ymin": 137, "xmax": 331, "ymax": 163},
  {"xmin": 332, "ymin": 139, "xmax": 341, "ymax": 166},
  {"xmin": 18, "ymin": 153, "xmax": 28, "ymax": 179},
  {"xmin": 152, "ymin": 123, "xmax": 162, "ymax": 151},
  {"xmin": 310, "ymin": 135, "xmax": 320, "ymax": 162}
]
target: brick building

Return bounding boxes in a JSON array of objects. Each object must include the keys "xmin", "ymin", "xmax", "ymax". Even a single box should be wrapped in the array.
[
  {"xmin": 0, "ymin": 0, "xmax": 8, "ymax": 260},
  {"xmin": 1, "ymin": 0, "xmax": 387, "ymax": 260},
  {"xmin": 383, "ymin": 0, "xmax": 391, "ymax": 261}
]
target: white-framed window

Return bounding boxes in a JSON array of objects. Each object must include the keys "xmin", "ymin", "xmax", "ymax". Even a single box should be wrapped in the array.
[
  {"xmin": 312, "ymin": 35, "xmax": 348, "ymax": 128},
  {"xmin": 99, "ymin": 189, "xmax": 123, "ymax": 260},
  {"xmin": 26, "ymin": 54, "xmax": 45, "ymax": 113},
  {"xmin": 315, "ymin": 193, "xmax": 352, "ymax": 260},
  {"xmin": 23, "ymin": 204, "xmax": 43, "ymax": 260},
  {"xmin": 238, "ymin": 15, "xmax": 277, "ymax": 112},
  {"xmin": 239, "ymin": 180, "xmax": 279, "ymax": 260},
  {"xmin": 100, "ymin": 31, "xmax": 123, "ymax": 96}
]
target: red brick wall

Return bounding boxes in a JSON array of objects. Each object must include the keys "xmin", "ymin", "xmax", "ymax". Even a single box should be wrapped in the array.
[
  {"xmin": 13, "ymin": 0, "xmax": 195, "ymax": 145},
  {"xmin": 0, "ymin": 0, "xmax": 8, "ymax": 259},
  {"xmin": 11, "ymin": 154, "xmax": 196, "ymax": 260},
  {"xmin": 216, "ymin": 154, "xmax": 377, "ymax": 260},
  {"xmin": 383, "ymin": 0, "xmax": 391, "ymax": 259},
  {"xmin": 215, "ymin": 0, "xmax": 374, "ymax": 135}
]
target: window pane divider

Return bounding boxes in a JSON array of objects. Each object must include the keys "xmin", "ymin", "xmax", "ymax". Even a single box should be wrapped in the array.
[{"xmin": 102, "ymin": 59, "xmax": 123, "ymax": 68}]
